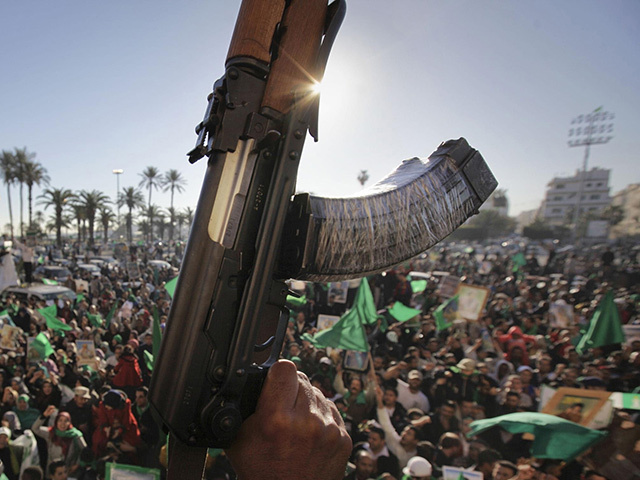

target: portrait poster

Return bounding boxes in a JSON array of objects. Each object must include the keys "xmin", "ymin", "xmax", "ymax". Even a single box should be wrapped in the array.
[
  {"xmin": 343, "ymin": 350, "xmax": 369, "ymax": 372},
  {"xmin": 0, "ymin": 324, "xmax": 21, "ymax": 351},
  {"xmin": 442, "ymin": 466, "xmax": 483, "ymax": 480},
  {"xmin": 549, "ymin": 300, "xmax": 575, "ymax": 328},
  {"xmin": 328, "ymin": 281, "xmax": 349, "ymax": 304},
  {"xmin": 541, "ymin": 387, "xmax": 611, "ymax": 427},
  {"xmin": 76, "ymin": 340, "xmax": 98, "ymax": 370},
  {"xmin": 126, "ymin": 261, "xmax": 141, "ymax": 280},
  {"xmin": 454, "ymin": 284, "xmax": 490, "ymax": 321},
  {"xmin": 317, "ymin": 314, "xmax": 340, "ymax": 332},
  {"xmin": 27, "ymin": 337, "xmax": 41, "ymax": 363},
  {"xmin": 438, "ymin": 275, "xmax": 461, "ymax": 298}
]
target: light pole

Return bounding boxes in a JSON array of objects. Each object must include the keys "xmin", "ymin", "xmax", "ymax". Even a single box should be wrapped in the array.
[
  {"xmin": 567, "ymin": 107, "xmax": 614, "ymax": 237},
  {"xmin": 112, "ymin": 169, "xmax": 124, "ymax": 231}
]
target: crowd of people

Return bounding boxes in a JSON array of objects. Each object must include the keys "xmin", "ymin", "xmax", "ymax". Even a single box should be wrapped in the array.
[{"xmin": 0, "ymin": 237, "xmax": 637, "ymax": 480}]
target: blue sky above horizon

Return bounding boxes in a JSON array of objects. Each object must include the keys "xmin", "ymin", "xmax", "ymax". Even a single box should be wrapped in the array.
[{"xmin": 1, "ymin": 0, "xmax": 638, "ymax": 233}]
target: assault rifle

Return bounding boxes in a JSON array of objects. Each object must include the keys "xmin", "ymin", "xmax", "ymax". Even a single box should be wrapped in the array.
[{"xmin": 150, "ymin": 0, "xmax": 497, "ymax": 473}]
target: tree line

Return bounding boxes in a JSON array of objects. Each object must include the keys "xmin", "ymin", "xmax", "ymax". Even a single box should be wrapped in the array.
[{"xmin": 0, "ymin": 148, "xmax": 192, "ymax": 247}]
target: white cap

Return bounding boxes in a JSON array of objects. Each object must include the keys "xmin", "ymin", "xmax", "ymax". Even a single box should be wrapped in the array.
[
  {"xmin": 402, "ymin": 456, "xmax": 432, "ymax": 477},
  {"xmin": 0, "ymin": 427, "xmax": 11, "ymax": 439}
]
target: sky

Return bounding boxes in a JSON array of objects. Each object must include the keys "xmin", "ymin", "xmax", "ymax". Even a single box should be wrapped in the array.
[{"xmin": 1, "ymin": 0, "xmax": 639, "ymax": 234}]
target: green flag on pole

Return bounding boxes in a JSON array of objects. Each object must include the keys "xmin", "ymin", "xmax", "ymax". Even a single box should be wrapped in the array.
[
  {"xmin": 38, "ymin": 305, "xmax": 72, "ymax": 332},
  {"xmin": 105, "ymin": 301, "xmax": 118, "ymax": 325},
  {"xmin": 144, "ymin": 350, "xmax": 154, "ymax": 372},
  {"xmin": 388, "ymin": 302, "xmax": 422, "ymax": 323},
  {"xmin": 303, "ymin": 279, "xmax": 378, "ymax": 352},
  {"xmin": 469, "ymin": 412, "xmax": 606, "ymax": 461},
  {"xmin": 152, "ymin": 306, "xmax": 162, "ymax": 365},
  {"xmin": 576, "ymin": 290, "xmax": 625, "ymax": 354},
  {"xmin": 31, "ymin": 332, "xmax": 55, "ymax": 360},
  {"xmin": 433, "ymin": 294, "xmax": 459, "ymax": 331},
  {"xmin": 164, "ymin": 277, "xmax": 178, "ymax": 299}
]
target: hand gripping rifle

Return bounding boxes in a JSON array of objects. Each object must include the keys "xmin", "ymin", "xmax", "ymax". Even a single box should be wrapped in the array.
[{"xmin": 150, "ymin": 0, "xmax": 497, "ymax": 474}]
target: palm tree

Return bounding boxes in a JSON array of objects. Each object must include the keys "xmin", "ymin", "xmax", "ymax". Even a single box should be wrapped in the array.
[
  {"xmin": 13, "ymin": 147, "xmax": 36, "ymax": 237},
  {"xmin": 182, "ymin": 206, "xmax": 195, "ymax": 238},
  {"xmin": 23, "ymin": 160, "xmax": 50, "ymax": 227},
  {"xmin": 142, "ymin": 205, "xmax": 163, "ymax": 243},
  {"xmin": 77, "ymin": 190, "xmax": 110, "ymax": 246},
  {"xmin": 98, "ymin": 207, "xmax": 117, "ymax": 242},
  {"xmin": 71, "ymin": 203, "xmax": 86, "ymax": 243},
  {"xmin": 166, "ymin": 207, "xmax": 177, "ymax": 241},
  {"xmin": 136, "ymin": 219, "xmax": 150, "ymax": 243},
  {"xmin": 155, "ymin": 210, "xmax": 168, "ymax": 242},
  {"xmin": 176, "ymin": 212, "xmax": 186, "ymax": 241},
  {"xmin": 0, "ymin": 150, "xmax": 16, "ymax": 237},
  {"xmin": 38, "ymin": 188, "xmax": 75, "ymax": 247},
  {"xmin": 138, "ymin": 166, "xmax": 161, "ymax": 208},
  {"xmin": 118, "ymin": 187, "xmax": 145, "ymax": 244},
  {"xmin": 162, "ymin": 169, "xmax": 186, "ymax": 209}
]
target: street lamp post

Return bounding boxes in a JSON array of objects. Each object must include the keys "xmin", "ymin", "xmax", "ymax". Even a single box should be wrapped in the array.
[
  {"xmin": 112, "ymin": 169, "xmax": 124, "ymax": 230},
  {"xmin": 567, "ymin": 107, "xmax": 614, "ymax": 238}
]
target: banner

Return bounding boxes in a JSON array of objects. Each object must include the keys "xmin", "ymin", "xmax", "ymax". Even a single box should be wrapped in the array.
[{"xmin": 105, "ymin": 462, "xmax": 161, "ymax": 480}]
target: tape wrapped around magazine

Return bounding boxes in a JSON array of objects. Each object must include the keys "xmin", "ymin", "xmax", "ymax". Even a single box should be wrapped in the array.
[{"xmin": 277, "ymin": 137, "xmax": 498, "ymax": 282}]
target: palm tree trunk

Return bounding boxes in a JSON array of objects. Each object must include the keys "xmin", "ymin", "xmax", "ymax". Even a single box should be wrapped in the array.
[
  {"xmin": 28, "ymin": 185, "xmax": 33, "ymax": 228},
  {"xmin": 6, "ymin": 184, "xmax": 13, "ymax": 237},
  {"xmin": 19, "ymin": 183, "xmax": 24, "ymax": 237}
]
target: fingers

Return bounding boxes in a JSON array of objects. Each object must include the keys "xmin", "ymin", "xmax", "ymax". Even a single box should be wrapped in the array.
[{"xmin": 255, "ymin": 359, "xmax": 300, "ymax": 413}]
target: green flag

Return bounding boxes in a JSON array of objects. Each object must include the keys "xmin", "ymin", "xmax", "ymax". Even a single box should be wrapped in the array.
[
  {"xmin": 303, "ymin": 279, "xmax": 378, "ymax": 352},
  {"xmin": 388, "ymin": 302, "xmax": 422, "ymax": 323},
  {"xmin": 152, "ymin": 305, "xmax": 162, "ymax": 364},
  {"xmin": 144, "ymin": 350, "xmax": 154, "ymax": 372},
  {"xmin": 286, "ymin": 294, "xmax": 307, "ymax": 308},
  {"xmin": 576, "ymin": 290, "xmax": 625, "ymax": 354},
  {"xmin": 105, "ymin": 301, "xmax": 118, "ymax": 325},
  {"xmin": 469, "ymin": 412, "xmax": 606, "ymax": 461},
  {"xmin": 87, "ymin": 313, "xmax": 103, "ymax": 328},
  {"xmin": 433, "ymin": 294, "xmax": 459, "ymax": 331},
  {"xmin": 31, "ymin": 332, "xmax": 55, "ymax": 360},
  {"xmin": 42, "ymin": 278, "xmax": 58, "ymax": 285},
  {"xmin": 302, "ymin": 308, "xmax": 369, "ymax": 352},
  {"xmin": 38, "ymin": 305, "xmax": 72, "ymax": 332},
  {"xmin": 410, "ymin": 279, "xmax": 427, "ymax": 294},
  {"xmin": 76, "ymin": 293, "xmax": 85, "ymax": 305},
  {"xmin": 164, "ymin": 277, "xmax": 178, "ymax": 299}
]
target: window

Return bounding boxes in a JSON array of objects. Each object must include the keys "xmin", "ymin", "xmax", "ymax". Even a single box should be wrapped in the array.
[
  {"xmin": 590, "ymin": 195, "xmax": 600, "ymax": 200},
  {"xmin": 553, "ymin": 196, "xmax": 563, "ymax": 201},
  {"xmin": 556, "ymin": 184, "xmax": 565, "ymax": 189},
  {"xmin": 551, "ymin": 208, "xmax": 562, "ymax": 214},
  {"xmin": 586, "ymin": 183, "xmax": 592, "ymax": 187},
  {"xmin": 596, "ymin": 182, "xmax": 603, "ymax": 187}
]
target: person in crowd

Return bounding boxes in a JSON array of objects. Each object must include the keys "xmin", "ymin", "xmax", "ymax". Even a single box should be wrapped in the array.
[
  {"xmin": 374, "ymin": 386, "xmax": 420, "ymax": 470},
  {"xmin": 32, "ymin": 407, "xmax": 86, "ymax": 478},
  {"xmin": 363, "ymin": 424, "xmax": 399, "ymax": 479},
  {"xmin": 91, "ymin": 390, "xmax": 140, "ymax": 463},
  {"xmin": 0, "ymin": 427, "xmax": 24, "ymax": 480}
]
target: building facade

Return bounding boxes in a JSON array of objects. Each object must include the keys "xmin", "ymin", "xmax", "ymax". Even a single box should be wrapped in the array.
[
  {"xmin": 541, "ymin": 167, "xmax": 611, "ymax": 225},
  {"xmin": 610, "ymin": 183, "xmax": 640, "ymax": 238}
]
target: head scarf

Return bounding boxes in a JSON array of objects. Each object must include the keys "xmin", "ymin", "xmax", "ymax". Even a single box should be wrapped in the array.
[{"xmin": 49, "ymin": 412, "xmax": 83, "ymax": 457}]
